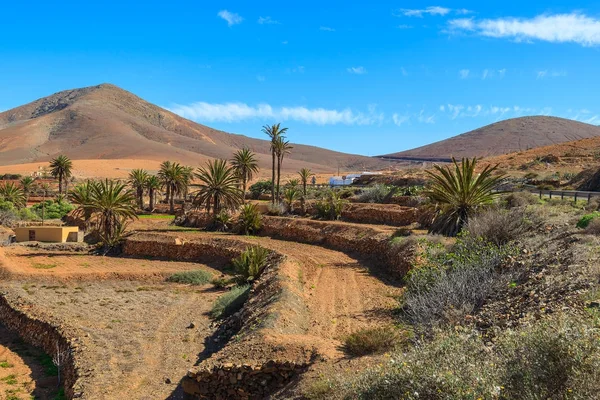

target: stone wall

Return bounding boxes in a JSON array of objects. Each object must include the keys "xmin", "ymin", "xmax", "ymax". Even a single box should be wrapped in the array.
[
  {"xmin": 340, "ymin": 203, "xmax": 417, "ymax": 226},
  {"xmin": 122, "ymin": 233, "xmax": 312, "ymax": 399},
  {"xmin": 0, "ymin": 292, "xmax": 85, "ymax": 398}
]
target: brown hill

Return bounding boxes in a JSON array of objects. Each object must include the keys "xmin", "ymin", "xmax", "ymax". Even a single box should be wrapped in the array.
[
  {"xmin": 383, "ymin": 116, "xmax": 600, "ymax": 160},
  {"xmin": 0, "ymin": 84, "xmax": 388, "ymax": 175}
]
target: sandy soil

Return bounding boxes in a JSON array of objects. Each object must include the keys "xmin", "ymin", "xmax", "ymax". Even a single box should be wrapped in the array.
[
  {"xmin": 0, "ymin": 324, "xmax": 61, "ymax": 399},
  {"xmin": 0, "ymin": 246, "xmax": 226, "ymax": 281}
]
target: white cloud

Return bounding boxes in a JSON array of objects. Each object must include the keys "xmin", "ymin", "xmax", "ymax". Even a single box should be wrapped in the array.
[
  {"xmin": 392, "ymin": 113, "xmax": 410, "ymax": 126},
  {"xmin": 482, "ymin": 69, "xmax": 490, "ymax": 80},
  {"xmin": 347, "ymin": 66, "xmax": 367, "ymax": 74},
  {"xmin": 448, "ymin": 13, "xmax": 600, "ymax": 46},
  {"xmin": 536, "ymin": 70, "xmax": 567, "ymax": 79},
  {"xmin": 286, "ymin": 66, "xmax": 305, "ymax": 74},
  {"xmin": 168, "ymin": 102, "xmax": 382, "ymax": 125},
  {"xmin": 282, "ymin": 40, "xmax": 289, "ymax": 45},
  {"xmin": 258, "ymin": 16, "xmax": 280, "ymax": 25},
  {"xmin": 397, "ymin": 24, "xmax": 413, "ymax": 29},
  {"xmin": 418, "ymin": 109, "xmax": 436, "ymax": 124},
  {"xmin": 498, "ymin": 68, "xmax": 506, "ymax": 77},
  {"xmin": 459, "ymin": 69, "xmax": 470, "ymax": 79},
  {"xmin": 401, "ymin": 67, "xmax": 408, "ymax": 76},
  {"xmin": 397, "ymin": 6, "xmax": 451, "ymax": 17},
  {"xmin": 218, "ymin": 10, "xmax": 243, "ymax": 27},
  {"xmin": 320, "ymin": 26, "xmax": 335, "ymax": 31},
  {"xmin": 256, "ymin": 75, "xmax": 266, "ymax": 82},
  {"xmin": 585, "ymin": 115, "xmax": 600, "ymax": 124}
]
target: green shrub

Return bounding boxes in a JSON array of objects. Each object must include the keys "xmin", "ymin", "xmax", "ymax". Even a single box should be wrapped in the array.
[
  {"xmin": 211, "ymin": 210, "xmax": 232, "ymax": 232},
  {"xmin": 249, "ymin": 180, "xmax": 272, "ymax": 199},
  {"xmin": 237, "ymin": 203, "xmax": 262, "ymax": 235},
  {"xmin": 315, "ymin": 191, "xmax": 346, "ymax": 220},
  {"xmin": 357, "ymin": 184, "xmax": 391, "ymax": 203},
  {"xmin": 18, "ymin": 207, "xmax": 39, "ymax": 221},
  {"xmin": 210, "ymin": 284, "xmax": 251, "ymax": 319},
  {"xmin": 0, "ymin": 200, "xmax": 15, "ymax": 211},
  {"xmin": 31, "ymin": 200, "xmax": 73, "ymax": 219},
  {"xmin": 166, "ymin": 270, "xmax": 213, "ymax": 285},
  {"xmin": 232, "ymin": 246, "xmax": 270, "ymax": 282},
  {"xmin": 577, "ymin": 212, "xmax": 600, "ymax": 229},
  {"xmin": 343, "ymin": 326, "xmax": 409, "ymax": 356}
]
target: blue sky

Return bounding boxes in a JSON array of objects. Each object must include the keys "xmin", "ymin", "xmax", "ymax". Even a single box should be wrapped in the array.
[{"xmin": 1, "ymin": 1, "xmax": 600, "ymax": 156}]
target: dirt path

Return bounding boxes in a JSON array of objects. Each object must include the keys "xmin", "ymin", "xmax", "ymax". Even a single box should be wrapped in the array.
[{"xmin": 0, "ymin": 324, "xmax": 61, "ymax": 399}]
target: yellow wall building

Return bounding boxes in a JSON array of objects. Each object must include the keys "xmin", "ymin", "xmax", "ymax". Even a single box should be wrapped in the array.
[{"xmin": 13, "ymin": 226, "xmax": 80, "ymax": 243}]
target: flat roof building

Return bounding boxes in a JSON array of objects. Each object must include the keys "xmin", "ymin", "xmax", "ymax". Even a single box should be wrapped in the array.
[{"xmin": 13, "ymin": 226, "xmax": 81, "ymax": 243}]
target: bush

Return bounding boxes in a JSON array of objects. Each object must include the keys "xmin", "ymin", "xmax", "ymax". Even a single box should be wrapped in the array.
[
  {"xmin": 577, "ymin": 212, "xmax": 600, "ymax": 229},
  {"xmin": 505, "ymin": 191, "xmax": 539, "ymax": 208},
  {"xmin": 345, "ymin": 315, "xmax": 600, "ymax": 400},
  {"xmin": 357, "ymin": 184, "xmax": 391, "ymax": 203},
  {"xmin": 585, "ymin": 218, "xmax": 600, "ymax": 234},
  {"xmin": 0, "ymin": 200, "xmax": 15, "ymax": 211},
  {"xmin": 237, "ymin": 203, "xmax": 262, "ymax": 235},
  {"xmin": 31, "ymin": 200, "xmax": 73, "ymax": 220},
  {"xmin": 0, "ymin": 209, "xmax": 18, "ymax": 227},
  {"xmin": 465, "ymin": 207, "xmax": 541, "ymax": 245},
  {"xmin": 18, "ymin": 208, "xmax": 39, "ymax": 221},
  {"xmin": 315, "ymin": 191, "xmax": 346, "ymax": 220},
  {"xmin": 403, "ymin": 236, "xmax": 517, "ymax": 328},
  {"xmin": 343, "ymin": 326, "xmax": 409, "ymax": 357},
  {"xmin": 210, "ymin": 284, "xmax": 251, "ymax": 319},
  {"xmin": 267, "ymin": 202, "xmax": 285, "ymax": 216},
  {"xmin": 232, "ymin": 246, "xmax": 270, "ymax": 282},
  {"xmin": 249, "ymin": 180, "xmax": 272, "ymax": 200},
  {"xmin": 166, "ymin": 270, "xmax": 213, "ymax": 285}
]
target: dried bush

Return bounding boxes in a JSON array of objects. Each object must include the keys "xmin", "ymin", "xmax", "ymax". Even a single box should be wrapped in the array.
[
  {"xmin": 267, "ymin": 202, "xmax": 286, "ymax": 216},
  {"xmin": 584, "ymin": 197, "xmax": 600, "ymax": 211},
  {"xmin": 210, "ymin": 284, "xmax": 251, "ymax": 319},
  {"xmin": 0, "ymin": 209, "xmax": 19, "ymax": 228},
  {"xmin": 403, "ymin": 237, "xmax": 516, "ymax": 328},
  {"xmin": 465, "ymin": 207, "xmax": 541, "ymax": 246},
  {"xmin": 504, "ymin": 191, "xmax": 539, "ymax": 208},
  {"xmin": 585, "ymin": 218, "xmax": 600, "ymax": 234},
  {"xmin": 357, "ymin": 184, "xmax": 390, "ymax": 203},
  {"xmin": 343, "ymin": 326, "xmax": 409, "ymax": 357},
  {"xmin": 166, "ymin": 270, "xmax": 213, "ymax": 285}
]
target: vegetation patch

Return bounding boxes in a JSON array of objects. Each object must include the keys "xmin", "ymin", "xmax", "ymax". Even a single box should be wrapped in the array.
[
  {"xmin": 577, "ymin": 212, "xmax": 600, "ymax": 229},
  {"xmin": 166, "ymin": 270, "xmax": 214, "ymax": 285},
  {"xmin": 138, "ymin": 214, "xmax": 175, "ymax": 220},
  {"xmin": 210, "ymin": 284, "xmax": 251, "ymax": 319},
  {"xmin": 343, "ymin": 326, "xmax": 409, "ymax": 357},
  {"xmin": 31, "ymin": 262, "xmax": 57, "ymax": 270}
]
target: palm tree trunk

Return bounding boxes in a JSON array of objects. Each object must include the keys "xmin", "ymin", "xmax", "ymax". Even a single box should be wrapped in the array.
[
  {"xmin": 58, "ymin": 176, "xmax": 63, "ymax": 195},
  {"xmin": 169, "ymin": 184, "xmax": 175, "ymax": 214},
  {"xmin": 149, "ymin": 189, "xmax": 155, "ymax": 211},
  {"xmin": 271, "ymin": 151, "xmax": 276, "ymax": 204},
  {"xmin": 166, "ymin": 185, "xmax": 171, "ymax": 205},
  {"xmin": 276, "ymin": 157, "xmax": 282, "ymax": 203},
  {"xmin": 242, "ymin": 177, "xmax": 247, "ymax": 204},
  {"xmin": 137, "ymin": 187, "xmax": 144, "ymax": 210}
]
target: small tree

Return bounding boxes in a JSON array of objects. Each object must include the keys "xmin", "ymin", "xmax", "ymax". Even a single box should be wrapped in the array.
[
  {"xmin": 145, "ymin": 175, "xmax": 161, "ymax": 211},
  {"xmin": 194, "ymin": 159, "xmax": 243, "ymax": 215},
  {"xmin": 49, "ymin": 155, "xmax": 73, "ymax": 195},
  {"xmin": 262, "ymin": 123, "xmax": 288, "ymax": 204},
  {"xmin": 231, "ymin": 148, "xmax": 259, "ymax": 204},
  {"xmin": 128, "ymin": 169, "xmax": 148, "ymax": 210},
  {"xmin": 19, "ymin": 176, "xmax": 35, "ymax": 203},
  {"xmin": 298, "ymin": 168, "xmax": 313, "ymax": 197},
  {"xmin": 284, "ymin": 187, "xmax": 299, "ymax": 213}
]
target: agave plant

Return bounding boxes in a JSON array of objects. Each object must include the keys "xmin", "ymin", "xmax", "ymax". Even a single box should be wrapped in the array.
[
  {"xmin": 237, "ymin": 203, "xmax": 262, "ymax": 235},
  {"xmin": 194, "ymin": 159, "xmax": 243, "ymax": 215},
  {"xmin": 232, "ymin": 245, "xmax": 270, "ymax": 282},
  {"xmin": 425, "ymin": 157, "xmax": 506, "ymax": 236},
  {"xmin": 231, "ymin": 148, "xmax": 259, "ymax": 204},
  {"xmin": 0, "ymin": 182, "xmax": 26, "ymax": 209},
  {"xmin": 49, "ymin": 155, "xmax": 73, "ymax": 195}
]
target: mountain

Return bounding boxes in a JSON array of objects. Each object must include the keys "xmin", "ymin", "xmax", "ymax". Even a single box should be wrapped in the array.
[
  {"xmin": 382, "ymin": 116, "xmax": 600, "ymax": 161},
  {"xmin": 0, "ymin": 84, "xmax": 387, "ymax": 175}
]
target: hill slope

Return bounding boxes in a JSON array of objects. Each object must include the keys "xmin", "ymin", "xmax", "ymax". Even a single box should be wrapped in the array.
[
  {"xmin": 383, "ymin": 116, "xmax": 600, "ymax": 160},
  {"xmin": 0, "ymin": 84, "xmax": 385, "ymax": 173}
]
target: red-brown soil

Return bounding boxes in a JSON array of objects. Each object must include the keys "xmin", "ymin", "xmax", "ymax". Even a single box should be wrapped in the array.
[
  {"xmin": 385, "ymin": 116, "xmax": 600, "ymax": 160},
  {"xmin": 0, "ymin": 84, "xmax": 391, "ymax": 173}
]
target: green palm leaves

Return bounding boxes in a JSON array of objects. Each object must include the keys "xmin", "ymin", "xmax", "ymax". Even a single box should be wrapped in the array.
[
  {"xmin": 49, "ymin": 155, "xmax": 73, "ymax": 194},
  {"xmin": 158, "ymin": 161, "xmax": 189, "ymax": 214},
  {"xmin": 298, "ymin": 168, "xmax": 313, "ymax": 196},
  {"xmin": 144, "ymin": 175, "xmax": 161, "ymax": 211},
  {"xmin": 128, "ymin": 169, "xmax": 149, "ymax": 210},
  {"xmin": 262, "ymin": 123, "xmax": 289, "ymax": 204},
  {"xmin": 425, "ymin": 157, "xmax": 506, "ymax": 236},
  {"xmin": 231, "ymin": 148, "xmax": 259, "ymax": 204},
  {"xmin": 0, "ymin": 182, "xmax": 26, "ymax": 209},
  {"xmin": 69, "ymin": 180, "xmax": 96, "ymax": 222},
  {"xmin": 194, "ymin": 159, "xmax": 243, "ymax": 215}
]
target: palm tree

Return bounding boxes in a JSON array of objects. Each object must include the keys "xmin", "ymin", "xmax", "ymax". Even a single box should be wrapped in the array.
[
  {"xmin": 231, "ymin": 148, "xmax": 259, "ymax": 204},
  {"xmin": 283, "ymin": 187, "xmax": 299, "ymax": 213},
  {"xmin": 425, "ymin": 157, "xmax": 506, "ymax": 236},
  {"xmin": 69, "ymin": 180, "xmax": 97, "ymax": 226},
  {"xmin": 159, "ymin": 161, "xmax": 188, "ymax": 213},
  {"xmin": 19, "ymin": 176, "xmax": 35, "ymax": 203},
  {"xmin": 37, "ymin": 182, "xmax": 51, "ymax": 225},
  {"xmin": 144, "ymin": 175, "xmax": 161, "ymax": 211},
  {"xmin": 274, "ymin": 137, "xmax": 293, "ymax": 202},
  {"xmin": 0, "ymin": 183, "xmax": 26, "ymax": 209},
  {"xmin": 298, "ymin": 168, "xmax": 313, "ymax": 197},
  {"xmin": 194, "ymin": 159, "xmax": 243, "ymax": 216},
  {"xmin": 128, "ymin": 169, "xmax": 149, "ymax": 210},
  {"xmin": 49, "ymin": 155, "xmax": 73, "ymax": 195},
  {"xmin": 262, "ymin": 123, "xmax": 288, "ymax": 204},
  {"xmin": 85, "ymin": 179, "xmax": 137, "ymax": 243},
  {"xmin": 181, "ymin": 166, "xmax": 194, "ymax": 202},
  {"xmin": 286, "ymin": 178, "xmax": 300, "ymax": 188}
]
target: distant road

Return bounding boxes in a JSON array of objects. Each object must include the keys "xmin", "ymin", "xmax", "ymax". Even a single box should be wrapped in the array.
[{"xmin": 376, "ymin": 156, "xmax": 453, "ymax": 163}]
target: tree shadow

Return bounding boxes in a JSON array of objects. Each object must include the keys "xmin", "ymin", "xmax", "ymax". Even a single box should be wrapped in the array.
[{"xmin": 0, "ymin": 323, "xmax": 63, "ymax": 400}]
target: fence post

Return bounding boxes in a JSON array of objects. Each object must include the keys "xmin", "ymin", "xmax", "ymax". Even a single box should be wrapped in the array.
[
  {"xmin": 575, "ymin": 192, "xmax": 578, "ymax": 203},
  {"xmin": 549, "ymin": 191, "xmax": 552, "ymax": 199},
  {"xmin": 588, "ymin": 193, "xmax": 592, "ymax": 204},
  {"xmin": 539, "ymin": 190, "xmax": 542, "ymax": 199}
]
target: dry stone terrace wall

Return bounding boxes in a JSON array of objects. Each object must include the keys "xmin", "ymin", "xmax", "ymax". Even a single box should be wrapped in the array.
[
  {"xmin": 0, "ymin": 291, "xmax": 85, "ymax": 399},
  {"xmin": 340, "ymin": 203, "xmax": 418, "ymax": 226},
  {"xmin": 122, "ymin": 233, "xmax": 312, "ymax": 399}
]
